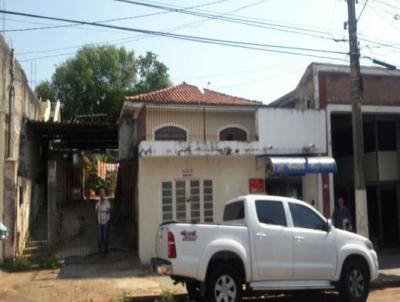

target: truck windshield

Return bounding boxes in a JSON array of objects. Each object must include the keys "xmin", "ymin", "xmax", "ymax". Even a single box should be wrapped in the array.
[{"xmin": 223, "ymin": 201, "xmax": 244, "ymax": 221}]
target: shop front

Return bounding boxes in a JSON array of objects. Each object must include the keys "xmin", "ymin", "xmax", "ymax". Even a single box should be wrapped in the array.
[{"xmin": 265, "ymin": 157, "xmax": 337, "ymax": 213}]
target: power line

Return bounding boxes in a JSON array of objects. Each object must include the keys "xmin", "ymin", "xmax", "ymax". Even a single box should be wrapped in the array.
[
  {"xmin": 115, "ymin": 0, "xmax": 347, "ymax": 42},
  {"xmin": 16, "ymin": 0, "xmax": 268, "ymax": 57},
  {"xmin": 0, "ymin": 9, "xmax": 348, "ymax": 62},
  {"xmin": 5, "ymin": 0, "xmax": 232, "ymax": 33},
  {"xmin": 358, "ymin": 0, "xmax": 369, "ymax": 21}
]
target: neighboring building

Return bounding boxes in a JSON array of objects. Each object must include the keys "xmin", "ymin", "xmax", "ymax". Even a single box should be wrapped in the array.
[
  {"xmin": 271, "ymin": 62, "xmax": 400, "ymax": 247},
  {"xmin": 119, "ymin": 82, "xmax": 336, "ymax": 263},
  {"xmin": 0, "ymin": 35, "xmax": 43, "ymax": 263}
]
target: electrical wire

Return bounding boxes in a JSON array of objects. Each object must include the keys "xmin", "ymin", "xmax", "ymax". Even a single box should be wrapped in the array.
[
  {"xmin": 15, "ymin": 0, "xmax": 268, "ymax": 57},
  {"xmin": 0, "ymin": 9, "xmax": 348, "ymax": 62},
  {"xmin": 4, "ymin": 0, "xmax": 232, "ymax": 33},
  {"xmin": 358, "ymin": 0, "xmax": 369, "ymax": 21},
  {"xmin": 115, "ymin": 0, "xmax": 347, "ymax": 43}
]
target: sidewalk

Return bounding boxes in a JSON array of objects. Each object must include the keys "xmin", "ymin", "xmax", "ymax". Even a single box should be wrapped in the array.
[
  {"xmin": 0, "ymin": 252, "xmax": 184, "ymax": 302},
  {"xmin": 1, "ymin": 250, "xmax": 400, "ymax": 302},
  {"xmin": 372, "ymin": 248, "xmax": 400, "ymax": 289}
]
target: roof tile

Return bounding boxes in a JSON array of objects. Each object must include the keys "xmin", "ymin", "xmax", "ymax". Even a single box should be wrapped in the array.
[{"xmin": 125, "ymin": 82, "xmax": 263, "ymax": 106}]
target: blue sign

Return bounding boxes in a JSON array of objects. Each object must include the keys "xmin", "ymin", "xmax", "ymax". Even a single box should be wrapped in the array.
[{"xmin": 267, "ymin": 157, "xmax": 337, "ymax": 176}]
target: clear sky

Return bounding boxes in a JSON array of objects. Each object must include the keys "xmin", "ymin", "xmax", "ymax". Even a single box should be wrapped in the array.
[{"xmin": 2, "ymin": 0, "xmax": 400, "ymax": 104}]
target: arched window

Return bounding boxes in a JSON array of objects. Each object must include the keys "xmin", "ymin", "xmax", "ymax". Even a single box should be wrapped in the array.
[
  {"xmin": 220, "ymin": 127, "xmax": 247, "ymax": 141},
  {"xmin": 155, "ymin": 126, "xmax": 187, "ymax": 141}
]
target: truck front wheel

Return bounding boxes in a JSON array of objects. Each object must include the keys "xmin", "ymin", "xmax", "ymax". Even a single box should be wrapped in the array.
[
  {"xmin": 339, "ymin": 260, "xmax": 370, "ymax": 302},
  {"xmin": 206, "ymin": 264, "xmax": 242, "ymax": 302}
]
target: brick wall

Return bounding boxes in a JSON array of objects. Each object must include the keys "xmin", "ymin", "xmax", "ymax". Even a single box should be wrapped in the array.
[{"xmin": 319, "ymin": 71, "xmax": 400, "ymax": 108}]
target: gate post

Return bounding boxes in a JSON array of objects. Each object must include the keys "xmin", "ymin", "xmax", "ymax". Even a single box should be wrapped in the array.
[{"xmin": 47, "ymin": 161, "xmax": 57, "ymax": 251}]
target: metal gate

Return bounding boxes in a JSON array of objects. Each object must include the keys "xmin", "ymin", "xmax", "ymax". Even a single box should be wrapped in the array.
[{"xmin": 47, "ymin": 153, "xmax": 125, "ymax": 259}]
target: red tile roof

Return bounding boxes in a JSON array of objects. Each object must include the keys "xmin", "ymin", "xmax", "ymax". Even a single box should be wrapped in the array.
[{"xmin": 125, "ymin": 82, "xmax": 263, "ymax": 106}]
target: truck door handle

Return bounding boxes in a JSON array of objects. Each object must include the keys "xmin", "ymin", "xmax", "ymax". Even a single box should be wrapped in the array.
[
  {"xmin": 256, "ymin": 232, "xmax": 267, "ymax": 239},
  {"xmin": 295, "ymin": 235, "xmax": 305, "ymax": 242}
]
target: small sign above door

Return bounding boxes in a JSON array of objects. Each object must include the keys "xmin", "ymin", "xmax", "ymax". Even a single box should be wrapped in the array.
[
  {"xmin": 249, "ymin": 178, "xmax": 265, "ymax": 193},
  {"xmin": 182, "ymin": 168, "xmax": 193, "ymax": 178}
]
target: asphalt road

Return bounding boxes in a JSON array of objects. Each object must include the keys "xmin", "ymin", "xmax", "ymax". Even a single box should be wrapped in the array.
[{"xmin": 237, "ymin": 288, "xmax": 400, "ymax": 302}]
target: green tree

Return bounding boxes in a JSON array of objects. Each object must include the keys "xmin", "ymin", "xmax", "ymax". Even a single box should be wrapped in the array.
[
  {"xmin": 35, "ymin": 80, "xmax": 55, "ymax": 102},
  {"xmin": 38, "ymin": 45, "xmax": 171, "ymax": 123},
  {"xmin": 134, "ymin": 52, "xmax": 172, "ymax": 94}
]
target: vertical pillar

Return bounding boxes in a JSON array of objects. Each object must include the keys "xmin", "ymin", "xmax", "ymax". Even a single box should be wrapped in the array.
[{"xmin": 47, "ymin": 161, "xmax": 57, "ymax": 251}]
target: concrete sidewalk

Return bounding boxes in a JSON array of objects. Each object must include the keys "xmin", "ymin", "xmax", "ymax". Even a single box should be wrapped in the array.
[
  {"xmin": 1, "ymin": 250, "xmax": 400, "ymax": 302},
  {"xmin": 0, "ymin": 253, "xmax": 184, "ymax": 302},
  {"xmin": 372, "ymin": 249, "xmax": 400, "ymax": 289}
]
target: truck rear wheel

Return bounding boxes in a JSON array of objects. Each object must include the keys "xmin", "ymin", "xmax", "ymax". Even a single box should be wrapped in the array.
[
  {"xmin": 339, "ymin": 260, "xmax": 370, "ymax": 302},
  {"xmin": 206, "ymin": 264, "xmax": 242, "ymax": 302}
]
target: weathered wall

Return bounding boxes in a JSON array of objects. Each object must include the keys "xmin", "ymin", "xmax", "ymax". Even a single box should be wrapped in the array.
[
  {"xmin": 0, "ymin": 34, "xmax": 42, "ymax": 262},
  {"xmin": 137, "ymin": 155, "xmax": 264, "ymax": 263},
  {"xmin": 258, "ymin": 108, "xmax": 327, "ymax": 154}
]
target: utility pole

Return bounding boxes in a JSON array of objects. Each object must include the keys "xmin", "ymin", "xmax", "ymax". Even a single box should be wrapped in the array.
[{"xmin": 346, "ymin": 0, "xmax": 369, "ymax": 237}]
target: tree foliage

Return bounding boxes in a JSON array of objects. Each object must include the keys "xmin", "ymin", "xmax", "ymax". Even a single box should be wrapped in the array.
[
  {"xmin": 35, "ymin": 45, "xmax": 171, "ymax": 123},
  {"xmin": 35, "ymin": 80, "xmax": 55, "ymax": 102}
]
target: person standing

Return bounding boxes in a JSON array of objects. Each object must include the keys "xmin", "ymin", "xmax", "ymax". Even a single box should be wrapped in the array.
[
  {"xmin": 332, "ymin": 197, "xmax": 353, "ymax": 231},
  {"xmin": 95, "ymin": 188, "xmax": 111, "ymax": 256}
]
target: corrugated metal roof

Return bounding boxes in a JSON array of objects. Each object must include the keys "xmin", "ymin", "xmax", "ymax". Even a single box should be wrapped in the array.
[{"xmin": 28, "ymin": 121, "xmax": 118, "ymax": 150}]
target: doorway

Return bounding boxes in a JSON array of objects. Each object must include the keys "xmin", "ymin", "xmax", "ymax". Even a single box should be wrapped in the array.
[
  {"xmin": 380, "ymin": 187, "xmax": 400, "ymax": 245},
  {"xmin": 365, "ymin": 185, "xmax": 400, "ymax": 247}
]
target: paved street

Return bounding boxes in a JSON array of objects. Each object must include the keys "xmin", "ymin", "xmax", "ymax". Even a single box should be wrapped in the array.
[{"xmin": 242, "ymin": 288, "xmax": 400, "ymax": 302}]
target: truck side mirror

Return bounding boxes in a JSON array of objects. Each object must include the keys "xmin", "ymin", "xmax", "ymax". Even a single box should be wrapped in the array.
[{"xmin": 325, "ymin": 219, "xmax": 333, "ymax": 233}]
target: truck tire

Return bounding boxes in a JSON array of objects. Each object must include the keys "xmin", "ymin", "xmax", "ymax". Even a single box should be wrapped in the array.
[
  {"xmin": 339, "ymin": 260, "xmax": 370, "ymax": 302},
  {"xmin": 206, "ymin": 264, "xmax": 242, "ymax": 302},
  {"xmin": 186, "ymin": 282, "xmax": 203, "ymax": 302}
]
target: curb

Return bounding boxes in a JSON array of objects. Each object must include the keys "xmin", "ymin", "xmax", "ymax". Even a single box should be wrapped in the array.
[{"xmin": 371, "ymin": 278, "xmax": 400, "ymax": 290}]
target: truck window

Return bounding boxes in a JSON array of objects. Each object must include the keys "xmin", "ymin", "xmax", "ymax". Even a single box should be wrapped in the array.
[
  {"xmin": 223, "ymin": 201, "xmax": 244, "ymax": 221},
  {"xmin": 255, "ymin": 200, "xmax": 287, "ymax": 227},
  {"xmin": 289, "ymin": 203, "xmax": 326, "ymax": 231}
]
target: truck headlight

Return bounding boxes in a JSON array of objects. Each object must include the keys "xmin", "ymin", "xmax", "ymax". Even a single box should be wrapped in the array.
[{"xmin": 365, "ymin": 240, "xmax": 374, "ymax": 250}]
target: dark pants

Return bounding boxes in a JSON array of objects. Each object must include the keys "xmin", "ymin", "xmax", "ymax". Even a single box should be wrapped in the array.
[{"xmin": 98, "ymin": 221, "xmax": 110, "ymax": 254}]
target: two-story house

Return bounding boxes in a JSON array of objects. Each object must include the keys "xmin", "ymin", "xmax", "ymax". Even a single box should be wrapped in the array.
[{"xmin": 119, "ymin": 82, "xmax": 269, "ymax": 262}]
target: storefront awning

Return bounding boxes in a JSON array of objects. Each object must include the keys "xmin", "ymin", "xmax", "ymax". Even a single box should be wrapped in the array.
[{"xmin": 266, "ymin": 157, "xmax": 337, "ymax": 176}]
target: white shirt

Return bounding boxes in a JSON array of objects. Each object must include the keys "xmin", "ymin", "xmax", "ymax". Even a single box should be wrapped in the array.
[{"xmin": 96, "ymin": 199, "xmax": 111, "ymax": 225}]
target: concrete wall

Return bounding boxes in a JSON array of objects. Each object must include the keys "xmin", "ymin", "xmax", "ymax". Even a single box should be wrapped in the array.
[
  {"xmin": 137, "ymin": 155, "xmax": 264, "ymax": 263},
  {"xmin": 302, "ymin": 174, "xmax": 319, "ymax": 209},
  {"xmin": 258, "ymin": 108, "xmax": 327, "ymax": 154},
  {"xmin": 0, "ymin": 34, "xmax": 42, "ymax": 262}
]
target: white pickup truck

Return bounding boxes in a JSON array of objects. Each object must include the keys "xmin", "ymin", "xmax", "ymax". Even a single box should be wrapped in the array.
[{"xmin": 152, "ymin": 195, "xmax": 378, "ymax": 302}]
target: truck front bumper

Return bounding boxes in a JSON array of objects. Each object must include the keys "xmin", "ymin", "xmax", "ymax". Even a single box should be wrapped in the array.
[{"xmin": 151, "ymin": 257, "xmax": 173, "ymax": 275}]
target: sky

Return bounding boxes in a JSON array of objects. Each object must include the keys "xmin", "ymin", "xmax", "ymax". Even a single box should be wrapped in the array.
[{"xmin": 2, "ymin": 0, "xmax": 400, "ymax": 104}]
